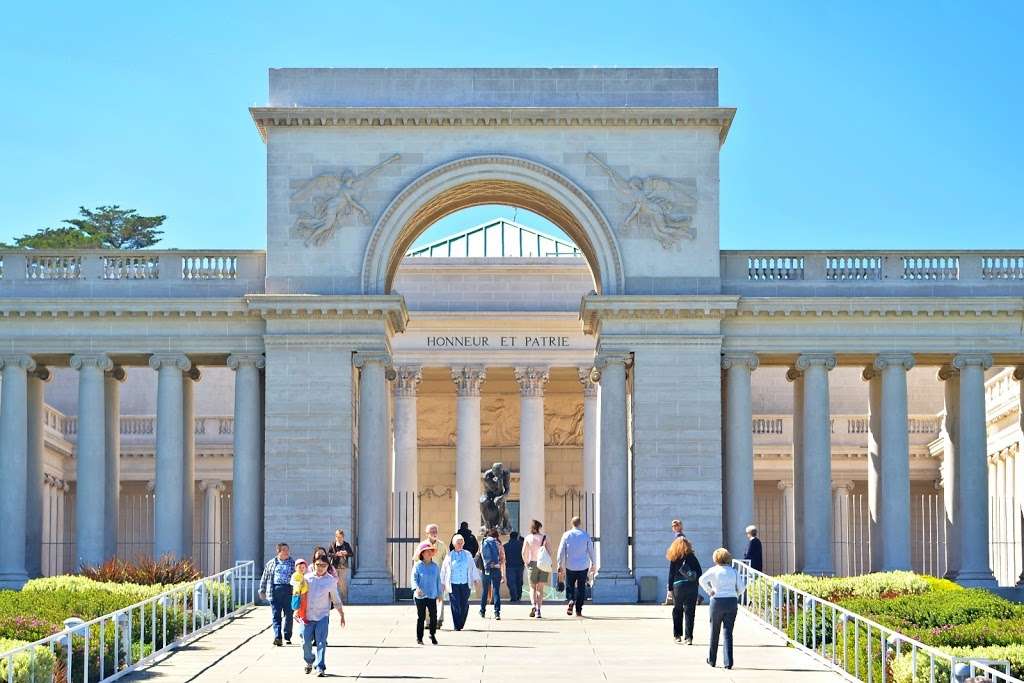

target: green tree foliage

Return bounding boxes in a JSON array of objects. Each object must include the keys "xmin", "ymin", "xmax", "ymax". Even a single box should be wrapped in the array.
[{"xmin": 0, "ymin": 205, "xmax": 165, "ymax": 249}]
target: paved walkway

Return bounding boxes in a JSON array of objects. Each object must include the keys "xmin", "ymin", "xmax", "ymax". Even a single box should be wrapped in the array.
[{"xmin": 125, "ymin": 604, "xmax": 841, "ymax": 682}]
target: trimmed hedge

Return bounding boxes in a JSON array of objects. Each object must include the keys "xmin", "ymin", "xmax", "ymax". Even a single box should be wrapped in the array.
[
  {"xmin": 842, "ymin": 588, "xmax": 1019, "ymax": 630},
  {"xmin": 0, "ymin": 638, "xmax": 56, "ymax": 683},
  {"xmin": 892, "ymin": 644, "xmax": 1024, "ymax": 683},
  {"xmin": 776, "ymin": 571, "xmax": 934, "ymax": 602}
]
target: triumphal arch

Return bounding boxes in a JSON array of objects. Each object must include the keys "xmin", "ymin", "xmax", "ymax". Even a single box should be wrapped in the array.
[{"xmin": 1, "ymin": 68, "xmax": 1022, "ymax": 602}]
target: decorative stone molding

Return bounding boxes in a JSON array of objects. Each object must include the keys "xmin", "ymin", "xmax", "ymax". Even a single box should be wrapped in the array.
[
  {"xmin": 419, "ymin": 486, "xmax": 453, "ymax": 499},
  {"xmin": 354, "ymin": 351, "xmax": 393, "ymax": 373},
  {"xmin": 451, "ymin": 366, "xmax": 486, "ymax": 397},
  {"xmin": 392, "ymin": 365, "xmax": 422, "ymax": 398},
  {"xmin": 148, "ymin": 353, "xmax": 192, "ymax": 372},
  {"xmin": 184, "ymin": 367, "xmax": 202, "ymax": 382},
  {"xmin": 290, "ymin": 154, "xmax": 401, "ymax": 247},
  {"xmin": 514, "ymin": 366, "xmax": 549, "ymax": 397},
  {"xmin": 952, "ymin": 352, "xmax": 993, "ymax": 371},
  {"xmin": 250, "ymin": 106, "xmax": 736, "ymax": 141},
  {"xmin": 70, "ymin": 353, "xmax": 114, "ymax": 372},
  {"xmin": 734, "ymin": 297, "xmax": 1024, "ymax": 319},
  {"xmin": 795, "ymin": 353, "xmax": 837, "ymax": 372},
  {"xmin": 31, "ymin": 366, "xmax": 52, "ymax": 383},
  {"xmin": 0, "ymin": 300, "xmax": 256, "ymax": 319},
  {"xmin": 721, "ymin": 352, "xmax": 759, "ymax": 371},
  {"xmin": 861, "ymin": 365, "xmax": 878, "ymax": 382},
  {"xmin": 937, "ymin": 364, "xmax": 960, "ymax": 382},
  {"xmin": 580, "ymin": 294, "xmax": 740, "ymax": 334},
  {"xmin": 227, "ymin": 353, "xmax": 266, "ymax": 370},
  {"xmin": 586, "ymin": 152, "xmax": 697, "ymax": 248},
  {"xmin": 873, "ymin": 352, "xmax": 916, "ymax": 372},
  {"xmin": 0, "ymin": 354, "xmax": 37, "ymax": 372},
  {"xmin": 785, "ymin": 367, "xmax": 802, "ymax": 382},
  {"xmin": 577, "ymin": 367, "xmax": 599, "ymax": 398},
  {"xmin": 244, "ymin": 294, "xmax": 408, "ymax": 335}
]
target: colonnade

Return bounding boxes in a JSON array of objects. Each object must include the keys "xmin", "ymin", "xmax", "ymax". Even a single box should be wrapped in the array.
[{"xmin": 0, "ymin": 352, "xmax": 265, "ymax": 589}]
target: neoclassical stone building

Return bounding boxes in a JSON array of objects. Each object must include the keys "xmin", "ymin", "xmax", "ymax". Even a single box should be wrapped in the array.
[{"xmin": 0, "ymin": 68, "xmax": 1022, "ymax": 601}]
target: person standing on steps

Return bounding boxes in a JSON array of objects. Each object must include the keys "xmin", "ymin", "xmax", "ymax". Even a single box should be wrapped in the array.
[
  {"xmin": 503, "ymin": 530, "xmax": 525, "ymax": 602},
  {"xmin": 327, "ymin": 529, "xmax": 354, "ymax": 601},
  {"xmin": 699, "ymin": 548, "xmax": 747, "ymax": 670},
  {"xmin": 666, "ymin": 536, "xmax": 702, "ymax": 644},
  {"xmin": 556, "ymin": 517, "xmax": 596, "ymax": 617},
  {"xmin": 743, "ymin": 525, "xmax": 763, "ymax": 573},
  {"xmin": 424, "ymin": 523, "xmax": 447, "ymax": 627},
  {"xmin": 258, "ymin": 542, "xmax": 296, "ymax": 646},
  {"xmin": 301, "ymin": 556, "xmax": 346, "ymax": 677},
  {"xmin": 441, "ymin": 534, "xmax": 481, "ymax": 631},
  {"xmin": 523, "ymin": 520, "xmax": 554, "ymax": 618},
  {"xmin": 411, "ymin": 541, "xmax": 443, "ymax": 645}
]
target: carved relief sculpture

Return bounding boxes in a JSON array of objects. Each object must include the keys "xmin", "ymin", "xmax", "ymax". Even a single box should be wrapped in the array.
[
  {"xmin": 291, "ymin": 153, "xmax": 400, "ymax": 247},
  {"xmin": 586, "ymin": 152, "xmax": 697, "ymax": 249},
  {"xmin": 480, "ymin": 462, "xmax": 512, "ymax": 533}
]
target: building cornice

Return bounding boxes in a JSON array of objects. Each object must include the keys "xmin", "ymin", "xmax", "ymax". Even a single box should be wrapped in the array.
[
  {"xmin": 249, "ymin": 106, "xmax": 737, "ymax": 143},
  {"xmin": 0, "ymin": 298, "xmax": 255, "ymax": 319},
  {"xmin": 579, "ymin": 295, "xmax": 740, "ymax": 334},
  {"xmin": 733, "ymin": 297, "xmax": 1024, "ymax": 318},
  {"xmin": 242, "ymin": 294, "xmax": 409, "ymax": 333}
]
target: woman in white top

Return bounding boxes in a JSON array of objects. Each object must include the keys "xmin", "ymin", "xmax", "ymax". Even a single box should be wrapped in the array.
[
  {"xmin": 698, "ymin": 548, "xmax": 746, "ymax": 670},
  {"xmin": 521, "ymin": 519, "xmax": 554, "ymax": 618}
]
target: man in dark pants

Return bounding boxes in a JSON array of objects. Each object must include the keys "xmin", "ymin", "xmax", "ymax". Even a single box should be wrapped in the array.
[
  {"xmin": 258, "ymin": 542, "xmax": 296, "ymax": 646},
  {"xmin": 743, "ymin": 525, "xmax": 763, "ymax": 573},
  {"xmin": 503, "ymin": 531, "xmax": 525, "ymax": 601},
  {"xmin": 556, "ymin": 517, "xmax": 596, "ymax": 616}
]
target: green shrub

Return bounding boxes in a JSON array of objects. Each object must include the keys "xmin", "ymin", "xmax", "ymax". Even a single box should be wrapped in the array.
[
  {"xmin": 777, "ymin": 571, "xmax": 932, "ymax": 602},
  {"xmin": 901, "ymin": 618, "xmax": 1024, "ymax": 649},
  {"xmin": 0, "ymin": 638, "xmax": 57, "ymax": 683},
  {"xmin": 842, "ymin": 589, "xmax": 1017, "ymax": 630},
  {"xmin": 892, "ymin": 644, "xmax": 1024, "ymax": 683},
  {"xmin": 79, "ymin": 556, "xmax": 201, "ymax": 585}
]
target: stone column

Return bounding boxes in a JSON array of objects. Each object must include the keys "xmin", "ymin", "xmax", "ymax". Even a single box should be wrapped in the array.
[
  {"xmin": 877, "ymin": 353, "xmax": 914, "ymax": 570},
  {"xmin": 722, "ymin": 352, "xmax": 758, "ymax": 556},
  {"xmin": 150, "ymin": 353, "xmax": 191, "ymax": 559},
  {"xmin": 201, "ymin": 480, "xmax": 225, "ymax": 573},
  {"xmin": 182, "ymin": 368, "xmax": 200, "ymax": 559},
  {"xmin": 778, "ymin": 480, "xmax": 796, "ymax": 573},
  {"xmin": 786, "ymin": 367, "xmax": 805, "ymax": 570},
  {"xmin": 862, "ymin": 365, "xmax": 884, "ymax": 571},
  {"xmin": 26, "ymin": 366, "xmax": 51, "ymax": 578},
  {"xmin": 591, "ymin": 352, "xmax": 638, "ymax": 603},
  {"xmin": 227, "ymin": 353, "xmax": 264, "ymax": 569},
  {"xmin": 104, "ymin": 366, "xmax": 126, "ymax": 561},
  {"xmin": 451, "ymin": 366, "xmax": 486, "ymax": 531},
  {"xmin": 578, "ymin": 367, "xmax": 600, "ymax": 504},
  {"xmin": 951, "ymin": 353, "xmax": 997, "ymax": 586},
  {"xmin": 832, "ymin": 480, "xmax": 854, "ymax": 576},
  {"xmin": 0, "ymin": 355, "xmax": 36, "ymax": 588},
  {"xmin": 939, "ymin": 364, "xmax": 961, "ymax": 579},
  {"xmin": 71, "ymin": 353, "xmax": 113, "ymax": 568},
  {"xmin": 392, "ymin": 366, "xmax": 422, "ymax": 510},
  {"xmin": 796, "ymin": 353, "xmax": 836, "ymax": 576},
  {"xmin": 515, "ymin": 367, "xmax": 549, "ymax": 532},
  {"xmin": 351, "ymin": 352, "xmax": 395, "ymax": 603},
  {"xmin": 1014, "ymin": 368, "xmax": 1024, "ymax": 586}
]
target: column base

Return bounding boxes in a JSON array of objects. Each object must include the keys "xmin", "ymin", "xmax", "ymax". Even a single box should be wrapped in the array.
[
  {"xmin": 0, "ymin": 571, "xmax": 29, "ymax": 590},
  {"xmin": 347, "ymin": 572, "xmax": 395, "ymax": 604},
  {"xmin": 951, "ymin": 569, "xmax": 998, "ymax": 588},
  {"xmin": 591, "ymin": 571, "xmax": 638, "ymax": 604}
]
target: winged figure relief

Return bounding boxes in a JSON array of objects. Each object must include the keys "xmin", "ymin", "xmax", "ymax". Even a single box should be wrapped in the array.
[
  {"xmin": 291, "ymin": 154, "xmax": 400, "ymax": 247},
  {"xmin": 586, "ymin": 152, "xmax": 698, "ymax": 249}
]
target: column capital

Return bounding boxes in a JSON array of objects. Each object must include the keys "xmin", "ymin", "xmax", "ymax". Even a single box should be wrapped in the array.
[
  {"xmin": 200, "ymin": 480, "xmax": 225, "ymax": 493},
  {"xmin": 577, "ymin": 367, "xmax": 599, "ymax": 398},
  {"xmin": 392, "ymin": 365, "xmax": 422, "ymax": 397},
  {"xmin": 514, "ymin": 366, "xmax": 549, "ymax": 397},
  {"xmin": 0, "ymin": 354, "xmax": 37, "ymax": 372},
  {"xmin": 184, "ymin": 367, "xmax": 201, "ymax": 382},
  {"xmin": 145, "ymin": 479, "xmax": 155, "ymax": 493},
  {"xmin": 451, "ymin": 366, "xmax": 486, "ymax": 397},
  {"xmin": 937, "ymin": 364, "xmax": 960, "ymax": 381},
  {"xmin": 861, "ymin": 365, "xmax": 878, "ymax": 382},
  {"xmin": 952, "ymin": 352, "xmax": 993, "ymax": 371},
  {"xmin": 354, "ymin": 351, "xmax": 393, "ymax": 370},
  {"xmin": 31, "ymin": 366, "xmax": 53, "ymax": 383},
  {"xmin": 776, "ymin": 479, "xmax": 793, "ymax": 491},
  {"xmin": 785, "ymin": 367, "xmax": 802, "ymax": 382},
  {"xmin": 148, "ymin": 353, "xmax": 191, "ymax": 372},
  {"xmin": 105, "ymin": 366, "xmax": 127, "ymax": 383},
  {"xmin": 70, "ymin": 353, "xmax": 114, "ymax": 372},
  {"xmin": 721, "ymin": 352, "xmax": 759, "ymax": 371},
  {"xmin": 1014, "ymin": 367, "xmax": 1024, "ymax": 382},
  {"xmin": 227, "ymin": 353, "xmax": 265, "ymax": 370},
  {"xmin": 831, "ymin": 479, "xmax": 855, "ymax": 494},
  {"xmin": 594, "ymin": 351, "xmax": 632, "ymax": 370},
  {"xmin": 795, "ymin": 353, "xmax": 836, "ymax": 372},
  {"xmin": 873, "ymin": 352, "xmax": 915, "ymax": 372}
]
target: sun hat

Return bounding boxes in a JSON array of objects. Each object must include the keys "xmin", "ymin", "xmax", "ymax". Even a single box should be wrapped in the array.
[
  {"xmin": 417, "ymin": 541, "xmax": 435, "ymax": 560},
  {"xmin": 295, "ymin": 558, "xmax": 307, "ymax": 566}
]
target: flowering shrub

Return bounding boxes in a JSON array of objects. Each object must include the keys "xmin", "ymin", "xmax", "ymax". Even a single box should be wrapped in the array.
[
  {"xmin": 776, "ymin": 571, "xmax": 933, "ymax": 602},
  {"xmin": 0, "ymin": 639, "xmax": 56, "ymax": 683},
  {"xmin": 79, "ymin": 556, "xmax": 201, "ymax": 585}
]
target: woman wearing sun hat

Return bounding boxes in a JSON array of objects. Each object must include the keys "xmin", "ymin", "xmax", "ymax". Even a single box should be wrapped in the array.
[{"xmin": 411, "ymin": 541, "xmax": 443, "ymax": 644}]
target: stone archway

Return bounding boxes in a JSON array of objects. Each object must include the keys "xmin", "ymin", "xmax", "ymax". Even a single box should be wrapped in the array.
[{"xmin": 361, "ymin": 155, "xmax": 625, "ymax": 296}]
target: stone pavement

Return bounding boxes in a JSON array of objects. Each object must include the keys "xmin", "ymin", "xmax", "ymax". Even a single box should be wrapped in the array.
[{"xmin": 125, "ymin": 604, "xmax": 842, "ymax": 682}]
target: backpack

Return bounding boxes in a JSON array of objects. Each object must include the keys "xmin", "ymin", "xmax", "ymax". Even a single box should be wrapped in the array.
[
  {"xmin": 482, "ymin": 537, "xmax": 501, "ymax": 570},
  {"xmin": 675, "ymin": 556, "xmax": 699, "ymax": 584}
]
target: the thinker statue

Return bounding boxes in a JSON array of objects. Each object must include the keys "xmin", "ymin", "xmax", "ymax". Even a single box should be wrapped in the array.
[{"xmin": 480, "ymin": 462, "xmax": 511, "ymax": 533}]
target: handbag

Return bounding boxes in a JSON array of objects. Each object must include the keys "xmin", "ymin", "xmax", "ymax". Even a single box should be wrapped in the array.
[
  {"xmin": 674, "ymin": 558, "xmax": 699, "ymax": 585},
  {"xmin": 536, "ymin": 535, "xmax": 553, "ymax": 573}
]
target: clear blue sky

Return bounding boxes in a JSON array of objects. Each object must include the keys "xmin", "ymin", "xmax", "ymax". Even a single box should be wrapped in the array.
[{"xmin": 1, "ymin": 2, "xmax": 1021, "ymax": 250}]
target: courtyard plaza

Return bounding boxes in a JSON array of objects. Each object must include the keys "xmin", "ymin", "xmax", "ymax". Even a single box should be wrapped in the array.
[{"xmin": 123, "ymin": 604, "xmax": 841, "ymax": 682}]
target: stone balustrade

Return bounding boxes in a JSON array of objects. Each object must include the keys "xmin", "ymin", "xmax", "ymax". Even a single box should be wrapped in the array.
[
  {"xmin": 0, "ymin": 250, "xmax": 266, "ymax": 297},
  {"xmin": 751, "ymin": 413, "xmax": 942, "ymax": 447},
  {"xmin": 48, "ymin": 411, "xmax": 233, "ymax": 443}
]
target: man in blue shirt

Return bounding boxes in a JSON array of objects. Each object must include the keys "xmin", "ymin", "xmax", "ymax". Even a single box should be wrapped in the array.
[
  {"xmin": 556, "ymin": 517, "xmax": 596, "ymax": 617},
  {"xmin": 258, "ymin": 543, "xmax": 296, "ymax": 646}
]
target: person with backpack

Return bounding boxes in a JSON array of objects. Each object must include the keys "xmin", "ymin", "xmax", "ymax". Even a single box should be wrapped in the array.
[
  {"xmin": 522, "ymin": 519, "xmax": 554, "ymax": 618},
  {"xmin": 478, "ymin": 528, "xmax": 505, "ymax": 619},
  {"xmin": 666, "ymin": 536, "xmax": 702, "ymax": 643}
]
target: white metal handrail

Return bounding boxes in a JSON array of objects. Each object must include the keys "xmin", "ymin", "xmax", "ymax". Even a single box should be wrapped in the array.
[
  {"xmin": 733, "ymin": 561, "xmax": 1021, "ymax": 683},
  {"xmin": 0, "ymin": 560, "xmax": 255, "ymax": 683}
]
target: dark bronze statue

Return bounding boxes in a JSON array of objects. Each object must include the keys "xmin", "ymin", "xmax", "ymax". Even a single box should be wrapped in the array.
[{"xmin": 480, "ymin": 462, "xmax": 511, "ymax": 533}]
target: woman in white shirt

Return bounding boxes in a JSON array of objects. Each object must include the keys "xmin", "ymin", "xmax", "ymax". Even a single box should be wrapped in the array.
[
  {"xmin": 521, "ymin": 519, "xmax": 554, "ymax": 618},
  {"xmin": 698, "ymin": 548, "xmax": 746, "ymax": 670}
]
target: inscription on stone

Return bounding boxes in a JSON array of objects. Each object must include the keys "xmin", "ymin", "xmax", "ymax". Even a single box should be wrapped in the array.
[{"xmin": 426, "ymin": 335, "xmax": 571, "ymax": 348}]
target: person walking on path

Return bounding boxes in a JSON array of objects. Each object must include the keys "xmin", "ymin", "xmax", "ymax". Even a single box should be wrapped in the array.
[
  {"xmin": 258, "ymin": 543, "xmax": 296, "ymax": 646},
  {"xmin": 699, "ymin": 548, "xmax": 747, "ymax": 670},
  {"xmin": 665, "ymin": 519, "xmax": 686, "ymax": 605},
  {"xmin": 411, "ymin": 541, "xmax": 443, "ymax": 645},
  {"xmin": 424, "ymin": 524, "xmax": 447, "ymax": 626},
  {"xmin": 503, "ymin": 531, "xmax": 525, "ymax": 602},
  {"xmin": 301, "ymin": 556, "xmax": 346, "ymax": 677},
  {"xmin": 450, "ymin": 521, "xmax": 479, "ymax": 557},
  {"xmin": 478, "ymin": 529, "xmax": 505, "ymax": 619},
  {"xmin": 441, "ymin": 534, "xmax": 480, "ymax": 631},
  {"xmin": 327, "ymin": 529, "xmax": 354, "ymax": 600},
  {"xmin": 523, "ymin": 520, "xmax": 554, "ymax": 618},
  {"xmin": 743, "ymin": 525, "xmax": 763, "ymax": 573},
  {"xmin": 666, "ymin": 537, "xmax": 702, "ymax": 644},
  {"xmin": 556, "ymin": 517, "xmax": 596, "ymax": 617}
]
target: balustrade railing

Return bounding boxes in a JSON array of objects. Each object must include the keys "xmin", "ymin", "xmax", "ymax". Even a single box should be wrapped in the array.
[
  {"xmin": 181, "ymin": 254, "xmax": 238, "ymax": 280},
  {"xmin": 982, "ymin": 255, "xmax": 1024, "ymax": 280},
  {"xmin": 51, "ymin": 415, "xmax": 234, "ymax": 441},
  {"xmin": 27, "ymin": 254, "xmax": 82, "ymax": 280},
  {"xmin": 102, "ymin": 254, "xmax": 160, "ymax": 280}
]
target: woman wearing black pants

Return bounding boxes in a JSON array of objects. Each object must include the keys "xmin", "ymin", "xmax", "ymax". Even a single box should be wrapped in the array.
[
  {"xmin": 698, "ymin": 548, "xmax": 747, "ymax": 669},
  {"xmin": 411, "ymin": 541, "xmax": 443, "ymax": 644},
  {"xmin": 666, "ymin": 537, "xmax": 702, "ymax": 643}
]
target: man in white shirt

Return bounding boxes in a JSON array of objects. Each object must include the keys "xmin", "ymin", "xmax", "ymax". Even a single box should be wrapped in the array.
[{"xmin": 556, "ymin": 516, "xmax": 596, "ymax": 616}]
